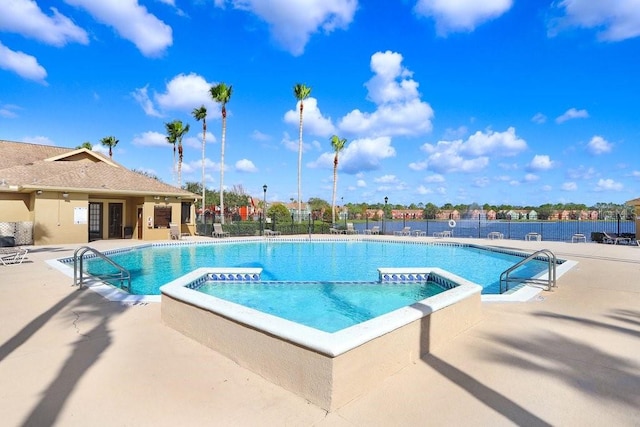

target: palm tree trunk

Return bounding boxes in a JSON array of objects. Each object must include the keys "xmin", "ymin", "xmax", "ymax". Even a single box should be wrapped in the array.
[
  {"xmin": 201, "ymin": 120, "xmax": 206, "ymax": 230},
  {"xmin": 220, "ymin": 109, "xmax": 226, "ymax": 225},
  {"xmin": 332, "ymin": 156, "xmax": 338, "ymax": 224},
  {"xmin": 297, "ymin": 103, "xmax": 304, "ymax": 223}
]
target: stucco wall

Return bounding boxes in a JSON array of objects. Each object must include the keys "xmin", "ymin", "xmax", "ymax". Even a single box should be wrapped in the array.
[
  {"xmin": 161, "ymin": 290, "xmax": 482, "ymax": 411},
  {"xmin": 34, "ymin": 192, "xmax": 89, "ymax": 245},
  {"xmin": 0, "ymin": 193, "xmax": 30, "ymax": 222}
]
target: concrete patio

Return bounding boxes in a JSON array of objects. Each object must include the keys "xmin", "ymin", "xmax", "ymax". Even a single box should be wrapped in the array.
[{"xmin": 1, "ymin": 237, "xmax": 639, "ymax": 426}]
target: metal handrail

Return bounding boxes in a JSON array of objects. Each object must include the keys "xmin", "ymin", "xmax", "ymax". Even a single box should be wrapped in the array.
[
  {"xmin": 73, "ymin": 246, "xmax": 131, "ymax": 292},
  {"xmin": 499, "ymin": 249, "xmax": 556, "ymax": 294}
]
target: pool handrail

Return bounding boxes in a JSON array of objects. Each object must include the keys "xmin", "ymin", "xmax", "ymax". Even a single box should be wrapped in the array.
[
  {"xmin": 499, "ymin": 249, "xmax": 556, "ymax": 294},
  {"xmin": 73, "ymin": 246, "xmax": 131, "ymax": 292}
]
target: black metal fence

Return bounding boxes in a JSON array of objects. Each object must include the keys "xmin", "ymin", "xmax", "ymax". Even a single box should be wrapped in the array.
[{"xmin": 196, "ymin": 217, "xmax": 636, "ymax": 243}]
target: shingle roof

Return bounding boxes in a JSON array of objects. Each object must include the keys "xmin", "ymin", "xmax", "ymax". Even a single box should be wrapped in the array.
[{"xmin": 0, "ymin": 140, "xmax": 198, "ymax": 197}]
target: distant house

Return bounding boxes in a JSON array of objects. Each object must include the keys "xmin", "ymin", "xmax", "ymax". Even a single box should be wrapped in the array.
[
  {"xmin": 390, "ymin": 209, "xmax": 423, "ymax": 220},
  {"xmin": 486, "ymin": 210, "xmax": 497, "ymax": 220},
  {"xmin": 0, "ymin": 140, "xmax": 199, "ymax": 245},
  {"xmin": 284, "ymin": 201, "xmax": 311, "ymax": 221},
  {"xmin": 626, "ymin": 197, "xmax": 640, "ymax": 232},
  {"xmin": 505, "ymin": 210, "xmax": 520, "ymax": 220},
  {"xmin": 436, "ymin": 210, "xmax": 460, "ymax": 220}
]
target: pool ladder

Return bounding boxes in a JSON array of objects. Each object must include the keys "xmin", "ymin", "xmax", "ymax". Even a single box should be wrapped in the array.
[
  {"xmin": 73, "ymin": 246, "xmax": 131, "ymax": 292},
  {"xmin": 499, "ymin": 249, "xmax": 556, "ymax": 294}
]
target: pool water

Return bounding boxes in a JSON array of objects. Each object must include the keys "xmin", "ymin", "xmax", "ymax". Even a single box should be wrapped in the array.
[
  {"xmin": 81, "ymin": 240, "xmax": 549, "ymax": 295},
  {"xmin": 197, "ymin": 280, "xmax": 445, "ymax": 332}
]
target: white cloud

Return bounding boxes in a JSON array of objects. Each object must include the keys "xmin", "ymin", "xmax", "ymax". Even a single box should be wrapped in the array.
[
  {"xmin": 549, "ymin": 0, "xmax": 640, "ymax": 42},
  {"xmin": 356, "ymin": 179, "xmax": 366, "ymax": 187},
  {"xmin": 0, "ymin": 104, "xmax": 20, "ymax": 118},
  {"xmin": 594, "ymin": 178, "xmax": 623, "ymax": 192},
  {"xmin": 424, "ymin": 174, "xmax": 445, "ymax": 183},
  {"xmin": 473, "ymin": 177, "xmax": 490, "ymax": 188},
  {"xmin": 284, "ymin": 97, "xmax": 335, "ymax": 137},
  {"xmin": 338, "ymin": 51, "xmax": 434, "ymax": 138},
  {"xmin": 281, "ymin": 131, "xmax": 313, "ymax": 153},
  {"xmin": 542, "ymin": 185, "xmax": 552, "ymax": 192},
  {"xmin": 132, "ymin": 131, "xmax": 168, "ymax": 147},
  {"xmin": 567, "ymin": 165, "xmax": 597, "ymax": 180},
  {"xmin": 132, "ymin": 86, "xmax": 162, "ymax": 117},
  {"xmin": 631, "ymin": 170, "xmax": 640, "ymax": 179},
  {"xmin": 0, "ymin": 0, "xmax": 88, "ymax": 46},
  {"xmin": 251, "ymin": 130, "xmax": 271, "ymax": 141},
  {"xmin": 308, "ymin": 136, "xmax": 396, "ymax": 174},
  {"xmin": 531, "ymin": 112, "xmax": 547, "ymax": 124},
  {"xmin": 374, "ymin": 174, "xmax": 398, "ymax": 184},
  {"xmin": 65, "ymin": 0, "xmax": 172, "ymax": 57},
  {"xmin": 23, "ymin": 135, "xmax": 55, "ymax": 145},
  {"xmin": 586, "ymin": 135, "xmax": 613, "ymax": 155},
  {"xmin": 0, "ymin": 42, "xmax": 47, "ymax": 83},
  {"xmin": 414, "ymin": 0, "xmax": 513, "ymax": 35},
  {"xmin": 556, "ymin": 107, "xmax": 589, "ymax": 123},
  {"xmin": 133, "ymin": 73, "xmax": 216, "ymax": 117},
  {"xmin": 562, "ymin": 182, "xmax": 578, "ymax": 191},
  {"xmin": 528, "ymin": 154, "xmax": 555, "ymax": 171},
  {"xmin": 417, "ymin": 128, "xmax": 526, "ymax": 174},
  {"xmin": 416, "ymin": 185, "xmax": 432, "ymax": 195},
  {"xmin": 215, "ymin": 0, "xmax": 356, "ymax": 55},
  {"xmin": 236, "ymin": 159, "xmax": 258, "ymax": 173},
  {"xmin": 524, "ymin": 173, "xmax": 539, "ymax": 182},
  {"xmin": 155, "ymin": 73, "xmax": 216, "ymax": 112},
  {"xmin": 409, "ymin": 160, "xmax": 427, "ymax": 171}
]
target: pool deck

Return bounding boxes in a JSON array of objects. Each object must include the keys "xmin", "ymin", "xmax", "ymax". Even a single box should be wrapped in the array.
[{"xmin": 1, "ymin": 236, "xmax": 639, "ymax": 426}]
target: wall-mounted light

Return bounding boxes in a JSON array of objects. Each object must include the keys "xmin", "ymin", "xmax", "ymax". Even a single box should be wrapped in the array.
[
  {"xmin": 153, "ymin": 196, "xmax": 160, "ymax": 200},
  {"xmin": 164, "ymin": 197, "xmax": 170, "ymax": 201},
  {"xmin": 62, "ymin": 192, "xmax": 69, "ymax": 198},
  {"xmin": 36, "ymin": 190, "xmax": 43, "ymax": 195}
]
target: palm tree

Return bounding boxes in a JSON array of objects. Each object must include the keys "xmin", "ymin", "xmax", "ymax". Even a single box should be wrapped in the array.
[
  {"xmin": 293, "ymin": 83, "xmax": 311, "ymax": 223},
  {"xmin": 192, "ymin": 105, "xmax": 208, "ymax": 228},
  {"xmin": 76, "ymin": 141, "xmax": 92, "ymax": 150},
  {"xmin": 165, "ymin": 120, "xmax": 190, "ymax": 187},
  {"xmin": 330, "ymin": 135, "xmax": 346, "ymax": 224},
  {"xmin": 100, "ymin": 136, "xmax": 118, "ymax": 159},
  {"xmin": 164, "ymin": 122, "xmax": 177, "ymax": 184},
  {"xmin": 210, "ymin": 83, "xmax": 233, "ymax": 224}
]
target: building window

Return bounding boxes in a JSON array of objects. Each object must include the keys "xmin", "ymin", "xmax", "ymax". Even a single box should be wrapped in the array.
[
  {"xmin": 154, "ymin": 206, "xmax": 171, "ymax": 228},
  {"xmin": 181, "ymin": 202, "xmax": 191, "ymax": 224}
]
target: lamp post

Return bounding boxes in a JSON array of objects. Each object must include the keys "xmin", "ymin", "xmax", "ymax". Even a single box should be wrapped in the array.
[
  {"xmin": 342, "ymin": 197, "xmax": 346, "ymax": 228},
  {"xmin": 262, "ymin": 184, "xmax": 267, "ymax": 235},
  {"xmin": 384, "ymin": 196, "xmax": 388, "ymax": 235}
]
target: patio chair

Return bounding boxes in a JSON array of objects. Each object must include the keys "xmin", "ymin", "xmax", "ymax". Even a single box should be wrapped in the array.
[
  {"xmin": 394, "ymin": 227, "xmax": 411, "ymax": 236},
  {"xmin": 345, "ymin": 223, "xmax": 358, "ymax": 234},
  {"xmin": 169, "ymin": 223, "xmax": 181, "ymax": 240},
  {"xmin": 602, "ymin": 231, "xmax": 631, "ymax": 245},
  {"xmin": 0, "ymin": 247, "xmax": 29, "ymax": 266},
  {"xmin": 212, "ymin": 223, "xmax": 230, "ymax": 238},
  {"xmin": 329, "ymin": 227, "xmax": 342, "ymax": 234},
  {"xmin": 264, "ymin": 229, "xmax": 281, "ymax": 237},
  {"xmin": 363, "ymin": 226, "xmax": 379, "ymax": 235}
]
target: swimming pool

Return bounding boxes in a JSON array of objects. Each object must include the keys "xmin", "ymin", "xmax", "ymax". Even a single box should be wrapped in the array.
[{"xmin": 79, "ymin": 238, "xmax": 553, "ymax": 296}]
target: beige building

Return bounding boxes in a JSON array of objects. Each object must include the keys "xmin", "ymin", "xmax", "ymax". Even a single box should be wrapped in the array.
[
  {"xmin": 0, "ymin": 140, "xmax": 199, "ymax": 245},
  {"xmin": 626, "ymin": 197, "xmax": 640, "ymax": 233}
]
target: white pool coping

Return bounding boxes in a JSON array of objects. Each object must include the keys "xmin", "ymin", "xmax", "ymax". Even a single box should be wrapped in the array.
[
  {"xmin": 160, "ymin": 267, "xmax": 482, "ymax": 357},
  {"xmin": 47, "ymin": 238, "xmax": 578, "ymax": 304}
]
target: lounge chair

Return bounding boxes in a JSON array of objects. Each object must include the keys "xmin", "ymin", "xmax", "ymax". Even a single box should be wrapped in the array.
[
  {"xmin": 394, "ymin": 227, "xmax": 411, "ymax": 236},
  {"xmin": 212, "ymin": 223, "xmax": 230, "ymax": 238},
  {"xmin": 0, "ymin": 247, "xmax": 29, "ymax": 265},
  {"xmin": 169, "ymin": 223, "xmax": 181, "ymax": 240},
  {"xmin": 329, "ymin": 227, "xmax": 342, "ymax": 234},
  {"xmin": 345, "ymin": 223, "xmax": 358, "ymax": 234},
  {"xmin": 363, "ymin": 226, "xmax": 380, "ymax": 235},
  {"xmin": 264, "ymin": 229, "xmax": 281, "ymax": 237},
  {"xmin": 602, "ymin": 231, "xmax": 631, "ymax": 245}
]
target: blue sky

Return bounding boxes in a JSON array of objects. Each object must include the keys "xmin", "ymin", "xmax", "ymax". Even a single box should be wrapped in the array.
[{"xmin": 1, "ymin": 0, "xmax": 639, "ymax": 207}]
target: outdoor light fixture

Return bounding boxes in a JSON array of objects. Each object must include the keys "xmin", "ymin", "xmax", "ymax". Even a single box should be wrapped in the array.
[
  {"xmin": 154, "ymin": 196, "xmax": 160, "ymax": 200},
  {"xmin": 164, "ymin": 197, "xmax": 170, "ymax": 201},
  {"xmin": 262, "ymin": 184, "xmax": 268, "ymax": 236},
  {"xmin": 62, "ymin": 192, "xmax": 69, "ymax": 198},
  {"xmin": 36, "ymin": 190, "xmax": 43, "ymax": 195}
]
